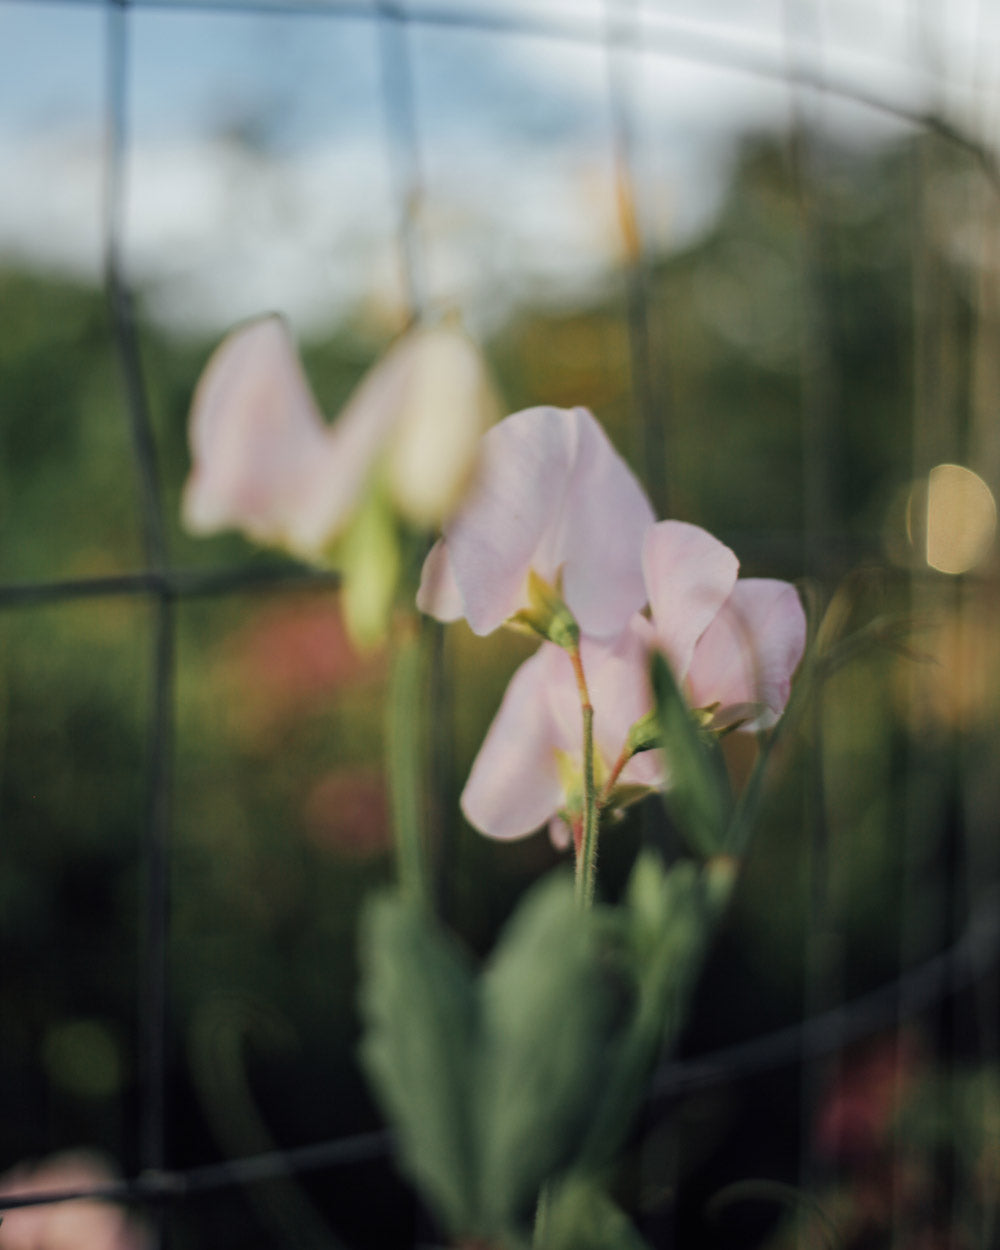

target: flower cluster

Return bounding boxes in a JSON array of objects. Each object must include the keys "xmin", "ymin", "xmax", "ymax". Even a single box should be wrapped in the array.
[{"xmin": 418, "ymin": 405, "xmax": 807, "ymax": 847}]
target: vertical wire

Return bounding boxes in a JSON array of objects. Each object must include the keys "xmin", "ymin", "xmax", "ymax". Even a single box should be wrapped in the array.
[
  {"xmin": 103, "ymin": 2, "xmax": 173, "ymax": 1239},
  {"xmin": 960, "ymin": 13, "xmax": 1000, "ymax": 1243},
  {"xmin": 374, "ymin": 2, "xmax": 458, "ymax": 929},
  {"xmin": 965, "ymin": 33, "xmax": 1000, "ymax": 1246},
  {"xmin": 376, "ymin": 1, "xmax": 427, "ymax": 323},
  {"xmin": 897, "ymin": 6, "xmax": 955, "ymax": 1245},
  {"xmin": 779, "ymin": 0, "xmax": 842, "ymax": 1237},
  {"xmin": 602, "ymin": 2, "xmax": 674, "ymax": 1241},
  {"xmin": 603, "ymin": 0, "xmax": 669, "ymax": 519},
  {"xmin": 373, "ymin": 12, "xmax": 439, "ymax": 1244}
]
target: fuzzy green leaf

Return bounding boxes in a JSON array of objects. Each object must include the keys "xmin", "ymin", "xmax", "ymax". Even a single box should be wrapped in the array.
[
  {"xmin": 538, "ymin": 1176, "xmax": 653, "ymax": 1250},
  {"xmin": 476, "ymin": 872, "xmax": 629, "ymax": 1234}
]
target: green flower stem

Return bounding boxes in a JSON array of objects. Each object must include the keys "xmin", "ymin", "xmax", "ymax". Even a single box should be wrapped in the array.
[
  {"xmin": 569, "ymin": 645, "xmax": 599, "ymax": 908},
  {"xmin": 387, "ymin": 612, "xmax": 430, "ymax": 906}
]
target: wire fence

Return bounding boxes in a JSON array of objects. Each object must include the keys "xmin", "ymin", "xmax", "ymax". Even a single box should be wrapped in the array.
[{"xmin": 2, "ymin": 1, "xmax": 1000, "ymax": 1247}]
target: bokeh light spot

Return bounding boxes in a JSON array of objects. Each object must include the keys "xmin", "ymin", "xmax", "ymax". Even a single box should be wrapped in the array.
[{"xmin": 906, "ymin": 463, "xmax": 996, "ymax": 575}]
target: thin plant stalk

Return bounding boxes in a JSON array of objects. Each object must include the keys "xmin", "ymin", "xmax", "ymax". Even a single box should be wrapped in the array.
[
  {"xmin": 569, "ymin": 644, "xmax": 599, "ymax": 908},
  {"xmin": 387, "ymin": 612, "xmax": 430, "ymax": 907}
]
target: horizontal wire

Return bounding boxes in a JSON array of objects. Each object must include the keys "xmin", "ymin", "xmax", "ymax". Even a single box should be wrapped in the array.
[
  {"xmin": 0, "ymin": 893, "xmax": 996, "ymax": 1216},
  {"xmin": 651, "ymin": 888, "xmax": 1000, "ymax": 1102},
  {"xmin": 0, "ymin": 564, "xmax": 340, "ymax": 610},
  {"xmin": 0, "ymin": 1130, "xmax": 391, "ymax": 1214}
]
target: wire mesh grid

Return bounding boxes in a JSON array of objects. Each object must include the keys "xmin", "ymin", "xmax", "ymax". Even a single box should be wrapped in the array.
[{"xmin": 1, "ymin": 1, "xmax": 1000, "ymax": 1247}]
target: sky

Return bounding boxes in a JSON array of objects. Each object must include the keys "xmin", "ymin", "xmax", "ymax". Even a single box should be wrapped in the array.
[{"xmin": 1, "ymin": 0, "xmax": 999, "ymax": 337}]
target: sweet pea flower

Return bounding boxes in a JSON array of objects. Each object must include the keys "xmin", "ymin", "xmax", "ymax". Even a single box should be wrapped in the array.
[
  {"xmin": 461, "ymin": 519, "xmax": 805, "ymax": 844},
  {"xmin": 460, "ymin": 619, "xmax": 664, "ymax": 844},
  {"xmin": 417, "ymin": 406, "xmax": 655, "ymax": 639},
  {"xmin": 182, "ymin": 314, "xmax": 498, "ymax": 559}
]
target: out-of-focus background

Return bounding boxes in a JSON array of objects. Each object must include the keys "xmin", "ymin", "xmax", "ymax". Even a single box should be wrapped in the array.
[{"xmin": 2, "ymin": 1, "xmax": 1000, "ymax": 1246}]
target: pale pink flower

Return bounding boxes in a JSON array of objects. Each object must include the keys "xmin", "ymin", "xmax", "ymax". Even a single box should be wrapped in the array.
[
  {"xmin": 417, "ymin": 406, "xmax": 655, "ymax": 639},
  {"xmin": 182, "ymin": 315, "xmax": 496, "ymax": 558},
  {"xmin": 0, "ymin": 1152, "xmax": 150, "ymax": 1250},
  {"xmin": 460, "ymin": 619, "xmax": 663, "ymax": 844},
  {"xmin": 461, "ymin": 520, "xmax": 805, "ymax": 843}
]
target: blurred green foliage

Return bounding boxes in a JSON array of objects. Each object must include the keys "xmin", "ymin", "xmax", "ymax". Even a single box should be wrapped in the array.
[{"xmin": 2, "ymin": 131, "xmax": 999, "ymax": 1248}]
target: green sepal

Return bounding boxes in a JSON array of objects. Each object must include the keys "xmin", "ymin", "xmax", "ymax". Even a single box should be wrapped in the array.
[
  {"xmin": 333, "ymin": 486, "xmax": 400, "ymax": 650},
  {"xmin": 625, "ymin": 710, "xmax": 661, "ymax": 755},
  {"xmin": 651, "ymin": 652, "xmax": 733, "ymax": 857},
  {"xmin": 510, "ymin": 570, "xmax": 580, "ymax": 650},
  {"xmin": 357, "ymin": 890, "xmax": 478, "ymax": 1237}
]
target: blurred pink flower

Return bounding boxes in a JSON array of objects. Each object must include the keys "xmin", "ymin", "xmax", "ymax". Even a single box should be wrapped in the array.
[
  {"xmin": 302, "ymin": 768, "xmax": 392, "ymax": 859},
  {"xmin": 815, "ymin": 1035, "xmax": 922, "ymax": 1164},
  {"xmin": 0, "ymin": 1152, "xmax": 149, "ymax": 1250},
  {"xmin": 222, "ymin": 595, "xmax": 382, "ymax": 727},
  {"xmin": 182, "ymin": 316, "xmax": 342, "ymax": 557},
  {"xmin": 417, "ymin": 406, "xmax": 655, "ymax": 638},
  {"xmin": 182, "ymin": 315, "xmax": 496, "ymax": 558}
]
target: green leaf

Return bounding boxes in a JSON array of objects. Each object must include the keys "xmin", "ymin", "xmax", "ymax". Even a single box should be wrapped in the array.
[
  {"xmin": 476, "ymin": 872, "xmax": 629, "ymax": 1234},
  {"xmin": 538, "ymin": 1176, "xmax": 653, "ymax": 1250},
  {"xmin": 578, "ymin": 853, "xmax": 710, "ymax": 1168},
  {"xmin": 651, "ymin": 652, "xmax": 732, "ymax": 857},
  {"xmin": 357, "ymin": 890, "xmax": 478, "ymax": 1236}
]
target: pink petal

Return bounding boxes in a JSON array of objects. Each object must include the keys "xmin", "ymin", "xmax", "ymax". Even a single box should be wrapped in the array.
[
  {"xmin": 685, "ymin": 578, "xmax": 806, "ymax": 729},
  {"xmin": 441, "ymin": 407, "xmax": 573, "ymax": 635},
  {"xmin": 540, "ymin": 617, "xmax": 665, "ymax": 789},
  {"xmin": 461, "ymin": 622, "xmax": 669, "ymax": 842},
  {"xmin": 384, "ymin": 326, "xmax": 499, "ymax": 526},
  {"xmin": 585, "ymin": 616, "xmax": 657, "ymax": 769},
  {"xmin": 333, "ymin": 324, "xmax": 494, "ymax": 529},
  {"xmin": 548, "ymin": 817, "xmax": 573, "ymax": 851},
  {"xmin": 415, "ymin": 538, "xmax": 464, "ymax": 621},
  {"xmin": 643, "ymin": 520, "xmax": 739, "ymax": 678},
  {"xmin": 460, "ymin": 645, "xmax": 569, "ymax": 839},
  {"xmin": 429, "ymin": 406, "xmax": 654, "ymax": 638},
  {"xmin": 535, "ymin": 408, "xmax": 656, "ymax": 637},
  {"xmin": 181, "ymin": 316, "xmax": 343, "ymax": 555}
]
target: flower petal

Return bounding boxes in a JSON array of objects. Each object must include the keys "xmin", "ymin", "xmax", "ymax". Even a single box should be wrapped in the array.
[
  {"xmin": 439, "ymin": 407, "xmax": 573, "ymax": 635},
  {"xmin": 385, "ymin": 326, "xmax": 500, "ymax": 526},
  {"xmin": 424, "ymin": 406, "xmax": 655, "ymax": 638},
  {"xmin": 541, "ymin": 617, "xmax": 665, "ymax": 788},
  {"xmin": 182, "ymin": 315, "xmax": 342, "ymax": 554},
  {"xmin": 643, "ymin": 520, "xmax": 739, "ymax": 678},
  {"xmin": 415, "ymin": 538, "xmax": 464, "ymax": 621},
  {"xmin": 685, "ymin": 578, "xmax": 806, "ymax": 730},
  {"xmin": 534, "ymin": 408, "xmax": 656, "ymax": 638},
  {"xmin": 585, "ymin": 616, "xmax": 658, "ymax": 771},
  {"xmin": 460, "ymin": 645, "xmax": 569, "ymax": 839}
]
